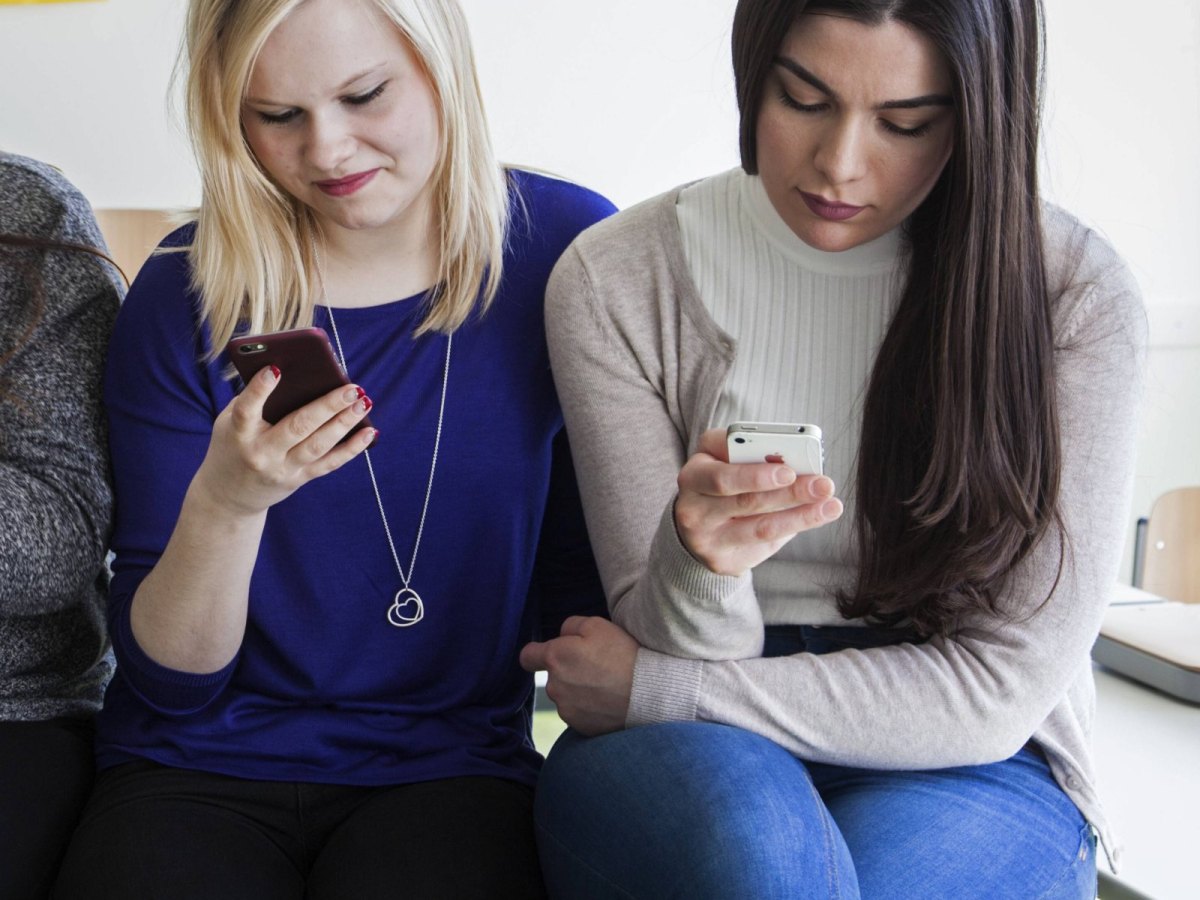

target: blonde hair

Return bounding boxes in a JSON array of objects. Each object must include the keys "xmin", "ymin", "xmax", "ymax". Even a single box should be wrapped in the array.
[{"xmin": 180, "ymin": 0, "xmax": 509, "ymax": 357}]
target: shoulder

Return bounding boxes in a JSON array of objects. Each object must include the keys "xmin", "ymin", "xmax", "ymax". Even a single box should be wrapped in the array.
[
  {"xmin": 0, "ymin": 154, "xmax": 123, "ymax": 317},
  {"xmin": 548, "ymin": 183, "xmax": 688, "ymax": 308},
  {"xmin": 1040, "ymin": 203, "xmax": 1146, "ymax": 349},
  {"xmin": 568, "ymin": 184, "xmax": 683, "ymax": 264},
  {"xmin": 545, "ymin": 183, "xmax": 701, "ymax": 352},
  {"xmin": 0, "ymin": 153, "xmax": 104, "ymax": 249},
  {"xmin": 114, "ymin": 222, "xmax": 203, "ymax": 344},
  {"xmin": 0, "ymin": 153, "xmax": 80, "ymax": 222},
  {"xmin": 506, "ymin": 168, "xmax": 617, "ymax": 251}
]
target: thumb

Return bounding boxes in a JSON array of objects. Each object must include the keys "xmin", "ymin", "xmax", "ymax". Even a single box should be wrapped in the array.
[
  {"xmin": 519, "ymin": 641, "xmax": 547, "ymax": 673},
  {"xmin": 228, "ymin": 362, "xmax": 280, "ymax": 430}
]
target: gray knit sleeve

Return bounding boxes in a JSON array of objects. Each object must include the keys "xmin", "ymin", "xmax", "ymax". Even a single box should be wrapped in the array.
[{"xmin": 0, "ymin": 154, "xmax": 121, "ymax": 718}]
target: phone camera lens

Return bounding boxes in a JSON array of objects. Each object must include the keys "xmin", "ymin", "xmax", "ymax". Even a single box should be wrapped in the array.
[{"xmin": 734, "ymin": 437, "xmax": 746, "ymax": 444}]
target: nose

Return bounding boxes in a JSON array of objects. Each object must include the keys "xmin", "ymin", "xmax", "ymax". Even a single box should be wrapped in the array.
[
  {"xmin": 304, "ymin": 111, "xmax": 355, "ymax": 173},
  {"xmin": 812, "ymin": 117, "xmax": 868, "ymax": 187}
]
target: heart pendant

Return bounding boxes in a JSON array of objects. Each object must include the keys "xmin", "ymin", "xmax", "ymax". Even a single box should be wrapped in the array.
[{"xmin": 388, "ymin": 588, "xmax": 424, "ymax": 627}]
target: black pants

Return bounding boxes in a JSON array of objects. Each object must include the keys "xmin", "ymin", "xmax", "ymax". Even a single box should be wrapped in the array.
[
  {"xmin": 0, "ymin": 717, "xmax": 95, "ymax": 900},
  {"xmin": 53, "ymin": 760, "xmax": 547, "ymax": 900}
]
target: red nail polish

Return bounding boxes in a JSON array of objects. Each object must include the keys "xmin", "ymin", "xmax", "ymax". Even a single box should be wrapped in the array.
[
  {"xmin": 269, "ymin": 365, "xmax": 281, "ymax": 380},
  {"xmin": 355, "ymin": 386, "xmax": 366, "ymax": 399},
  {"xmin": 361, "ymin": 395, "xmax": 373, "ymax": 412}
]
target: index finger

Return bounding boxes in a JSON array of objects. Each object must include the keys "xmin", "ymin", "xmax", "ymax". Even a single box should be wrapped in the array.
[
  {"xmin": 681, "ymin": 451, "xmax": 797, "ymax": 500},
  {"xmin": 275, "ymin": 382, "xmax": 364, "ymax": 445}
]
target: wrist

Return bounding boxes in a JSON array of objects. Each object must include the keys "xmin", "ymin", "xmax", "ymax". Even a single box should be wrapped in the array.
[{"xmin": 185, "ymin": 470, "xmax": 270, "ymax": 525}]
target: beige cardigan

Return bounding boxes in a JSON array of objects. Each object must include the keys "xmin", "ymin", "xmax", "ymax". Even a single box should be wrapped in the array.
[{"xmin": 545, "ymin": 182, "xmax": 1146, "ymax": 868}]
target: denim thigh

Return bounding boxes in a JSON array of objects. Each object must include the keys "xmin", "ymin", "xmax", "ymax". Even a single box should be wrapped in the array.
[
  {"xmin": 768, "ymin": 624, "xmax": 1096, "ymax": 898},
  {"xmin": 810, "ymin": 748, "xmax": 1096, "ymax": 900},
  {"xmin": 535, "ymin": 722, "xmax": 857, "ymax": 899},
  {"xmin": 535, "ymin": 624, "xmax": 1095, "ymax": 899}
]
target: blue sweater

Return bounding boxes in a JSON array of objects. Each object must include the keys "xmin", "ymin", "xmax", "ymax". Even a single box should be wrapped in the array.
[{"xmin": 96, "ymin": 171, "xmax": 614, "ymax": 786}]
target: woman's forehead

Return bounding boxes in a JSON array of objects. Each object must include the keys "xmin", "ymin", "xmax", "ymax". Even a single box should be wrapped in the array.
[{"xmin": 777, "ymin": 14, "xmax": 953, "ymax": 101}]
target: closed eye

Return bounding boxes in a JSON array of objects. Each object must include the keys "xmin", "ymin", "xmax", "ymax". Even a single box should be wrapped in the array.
[
  {"xmin": 881, "ymin": 119, "xmax": 934, "ymax": 139},
  {"xmin": 344, "ymin": 82, "xmax": 387, "ymax": 107},
  {"xmin": 778, "ymin": 89, "xmax": 827, "ymax": 114},
  {"xmin": 255, "ymin": 108, "xmax": 301, "ymax": 126}
]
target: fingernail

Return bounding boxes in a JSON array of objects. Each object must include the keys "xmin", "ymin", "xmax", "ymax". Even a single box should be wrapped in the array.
[
  {"xmin": 811, "ymin": 476, "xmax": 834, "ymax": 498},
  {"xmin": 268, "ymin": 365, "xmax": 280, "ymax": 380},
  {"xmin": 821, "ymin": 499, "xmax": 843, "ymax": 519},
  {"xmin": 774, "ymin": 467, "xmax": 796, "ymax": 486},
  {"xmin": 358, "ymin": 396, "xmax": 373, "ymax": 413},
  {"xmin": 355, "ymin": 386, "xmax": 366, "ymax": 399},
  {"xmin": 343, "ymin": 385, "xmax": 359, "ymax": 402},
  {"xmin": 368, "ymin": 428, "xmax": 380, "ymax": 444}
]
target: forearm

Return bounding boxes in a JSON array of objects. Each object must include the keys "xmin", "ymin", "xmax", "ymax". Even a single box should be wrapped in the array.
[
  {"xmin": 626, "ymin": 256, "xmax": 1148, "ymax": 762},
  {"xmin": 130, "ymin": 477, "xmax": 266, "ymax": 673},
  {"xmin": 611, "ymin": 503, "xmax": 763, "ymax": 659}
]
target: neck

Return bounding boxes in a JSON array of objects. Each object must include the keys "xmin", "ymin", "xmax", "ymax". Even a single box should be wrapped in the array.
[{"xmin": 318, "ymin": 202, "xmax": 439, "ymax": 308}]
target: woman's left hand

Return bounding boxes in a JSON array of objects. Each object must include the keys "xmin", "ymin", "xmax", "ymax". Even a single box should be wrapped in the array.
[{"xmin": 520, "ymin": 617, "xmax": 639, "ymax": 736}]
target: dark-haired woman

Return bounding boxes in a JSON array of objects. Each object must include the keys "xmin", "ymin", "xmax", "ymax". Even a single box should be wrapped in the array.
[
  {"xmin": 520, "ymin": 1, "xmax": 1144, "ymax": 896},
  {"xmin": 0, "ymin": 153, "xmax": 122, "ymax": 898}
]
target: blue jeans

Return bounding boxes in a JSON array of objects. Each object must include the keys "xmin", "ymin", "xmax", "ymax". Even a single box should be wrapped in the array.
[{"xmin": 534, "ymin": 626, "xmax": 1096, "ymax": 899}]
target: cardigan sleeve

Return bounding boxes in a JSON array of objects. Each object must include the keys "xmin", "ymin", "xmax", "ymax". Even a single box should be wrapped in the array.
[
  {"xmin": 529, "ymin": 428, "xmax": 609, "ymax": 641},
  {"xmin": 546, "ymin": 213, "xmax": 766, "ymax": 663},
  {"xmin": 0, "ymin": 173, "xmax": 121, "ymax": 615},
  {"xmin": 629, "ymin": 231, "xmax": 1149, "ymax": 768}
]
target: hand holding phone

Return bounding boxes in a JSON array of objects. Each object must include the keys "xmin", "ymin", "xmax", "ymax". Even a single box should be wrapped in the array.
[
  {"xmin": 186, "ymin": 327, "xmax": 376, "ymax": 519},
  {"xmin": 227, "ymin": 327, "xmax": 375, "ymax": 442},
  {"xmin": 672, "ymin": 426, "xmax": 841, "ymax": 577},
  {"xmin": 726, "ymin": 422, "xmax": 823, "ymax": 475}
]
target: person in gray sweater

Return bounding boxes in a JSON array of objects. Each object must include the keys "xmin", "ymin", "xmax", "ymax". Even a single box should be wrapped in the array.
[
  {"xmin": 0, "ymin": 153, "xmax": 122, "ymax": 898},
  {"xmin": 521, "ymin": 0, "xmax": 1145, "ymax": 897}
]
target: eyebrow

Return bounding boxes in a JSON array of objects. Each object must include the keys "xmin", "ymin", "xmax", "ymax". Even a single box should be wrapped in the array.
[
  {"xmin": 245, "ymin": 65, "xmax": 387, "ymax": 106},
  {"xmin": 772, "ymin": 56, "xmax": 954, "ymax": 110}
]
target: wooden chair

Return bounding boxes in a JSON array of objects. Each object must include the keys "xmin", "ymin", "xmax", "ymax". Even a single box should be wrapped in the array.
[
  {"xmin": 93, "ymin": 209, "xmax": 178, "ymax": 284},
  {"xmin": 1132, "ymin": 486, "xmax": 1200, "ymax": 603}
]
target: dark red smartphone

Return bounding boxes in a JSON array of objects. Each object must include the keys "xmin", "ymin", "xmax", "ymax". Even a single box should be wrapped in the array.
[{"xmin": 225, "ymin": 327, "xmax": 375, "ymax": 442}]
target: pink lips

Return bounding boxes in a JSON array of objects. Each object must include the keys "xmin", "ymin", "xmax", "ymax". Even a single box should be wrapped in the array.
[
  {"xmin": 800, "ymin": 191, "xmax": 865, "ymax": 222},
  {"xmin": 315, "ymin": 169, "xmax": 379, "ymax": 197}
]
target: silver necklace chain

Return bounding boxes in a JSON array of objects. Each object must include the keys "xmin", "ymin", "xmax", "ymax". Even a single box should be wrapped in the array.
[{"xmin": 314, "ymin": 244, "xmax": 451, "ymax": 628}]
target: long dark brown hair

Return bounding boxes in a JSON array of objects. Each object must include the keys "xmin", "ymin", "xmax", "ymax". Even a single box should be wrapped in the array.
[
  {"xmin": 0, "ymin": 234, "xmax": 124, "ymax": 396},
  {"xmin": 733, "ymin": 0, "xmax": 1061, "ymax": 637}
]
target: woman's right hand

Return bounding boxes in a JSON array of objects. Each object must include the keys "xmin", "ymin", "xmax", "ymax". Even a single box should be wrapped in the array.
[
  {"xmin": 674, "ymin": 428, "xmax": 843, "ymax": 577},
  {"xmin": 190, "ymin": 365, "xmax": 376, "ymax": 517}
]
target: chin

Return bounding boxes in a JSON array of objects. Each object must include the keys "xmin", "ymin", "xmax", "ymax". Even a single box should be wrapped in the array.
[
  {"xmin": 315, "ymin": 201, "xmax": 394, "ymax": 234},
  {"xmin": 794, "ymin": 221, "xmax": 870, "ymax": 253}
]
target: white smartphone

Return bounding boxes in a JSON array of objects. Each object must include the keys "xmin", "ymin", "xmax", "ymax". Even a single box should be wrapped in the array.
[{"xmin": 726, "ymin": 422, "xmax": 824, "ymax": 475}]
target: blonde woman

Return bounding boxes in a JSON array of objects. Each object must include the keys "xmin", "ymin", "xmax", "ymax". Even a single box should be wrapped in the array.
[{"xmin": 54, "ymin": 1, "xmax": 612, "ymax": 897}]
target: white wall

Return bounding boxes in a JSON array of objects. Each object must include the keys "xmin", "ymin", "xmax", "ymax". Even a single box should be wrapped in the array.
[{"xmin": 1, "ymin": 0, "xmax": 1197, "ymax": 571}]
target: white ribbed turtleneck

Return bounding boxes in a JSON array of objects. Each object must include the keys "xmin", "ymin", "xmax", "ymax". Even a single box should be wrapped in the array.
[{"xmin": 675, "ymin": 167, "xmax": 905, "ymax": 621}]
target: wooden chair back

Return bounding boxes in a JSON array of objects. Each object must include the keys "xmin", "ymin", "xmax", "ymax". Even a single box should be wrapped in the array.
[
  {"xmin": 93, "ymin": 209, "xmax": 178, "ymax": 284},
  {"xmin": 1140, "ymin": 486, "xmax": 1200, "ymax": 603}
]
